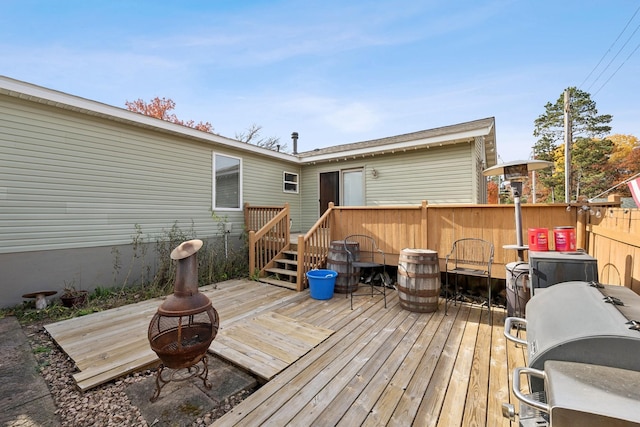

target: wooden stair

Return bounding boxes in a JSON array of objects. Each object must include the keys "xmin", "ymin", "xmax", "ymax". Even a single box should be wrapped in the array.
[{"xmin": 260, "ymin": 248, "xmax": 300, "ymax": 290}]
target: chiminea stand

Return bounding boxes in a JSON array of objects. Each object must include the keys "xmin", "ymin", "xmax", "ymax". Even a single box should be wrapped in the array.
[{"xmin": 151, "ymin": 355, "xmax": 212, "ymax": 402}]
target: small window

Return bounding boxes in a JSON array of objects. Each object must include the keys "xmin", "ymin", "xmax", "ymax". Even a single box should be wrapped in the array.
[
  {"xmin": 213, "ymin": 153, "xmax": 242, "ymax": 210},
  {"xmin": 283, "ymin": 171, "xmax": 299, "ymax": 193}
]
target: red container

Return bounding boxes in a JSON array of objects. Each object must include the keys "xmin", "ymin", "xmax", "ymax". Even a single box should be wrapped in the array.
[
  {"xmin": 528, "ymin": 228, "xmax": 549, "ymax": 251},
  {"xmin": 553, "ymin": 226, "xmax": 576, "ymax": 252}
]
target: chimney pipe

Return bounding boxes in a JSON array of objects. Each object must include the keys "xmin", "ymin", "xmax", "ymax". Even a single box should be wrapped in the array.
[{"xmin": 291, "ymin": 132, "xmax": 298, "ymax": 155}]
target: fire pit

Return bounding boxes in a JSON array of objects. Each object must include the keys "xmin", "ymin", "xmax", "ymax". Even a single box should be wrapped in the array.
[{"xmin": 148, "ymin": 239, "xmax": 219, "ymax": 401}]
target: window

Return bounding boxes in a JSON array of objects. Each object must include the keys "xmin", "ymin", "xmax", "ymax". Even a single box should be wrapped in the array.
[
  {"xmin": 342, "ymin": 169, "xmax": 364, "ymax": 206},
  {"xmin": 212, "ymin": 153, "xmax": 242, "ymax": 210},
  {"xmin": 283, "ymin": 171, "xmax": 299, "ymax": 193}
]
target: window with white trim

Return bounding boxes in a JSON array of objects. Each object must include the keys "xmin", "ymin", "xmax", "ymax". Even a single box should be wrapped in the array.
[
  {"xmin": 212, "ymin": 153, "xmax": 242, "ymax": 210},
  {"xmin": 283, "ymin": 171, "xmax": 299, "ymax": 193}
]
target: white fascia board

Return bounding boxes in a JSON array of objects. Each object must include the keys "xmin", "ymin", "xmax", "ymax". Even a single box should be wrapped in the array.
[{"xmin": 0, "ymin": 75, "xmax": 297, "ymax": 163}]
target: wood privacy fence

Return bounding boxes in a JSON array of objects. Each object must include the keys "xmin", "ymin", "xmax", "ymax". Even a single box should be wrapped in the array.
[
  {"xmin": 587, "ymin": 207, "xmax": 640, "ymax": 292},
  {"xmin": 245, "ymin": 200, "xmax": 639, "ymax": 290},
  {"xmin": 329, "ymin": 201, "xmax": 584, "ymax": 280}
]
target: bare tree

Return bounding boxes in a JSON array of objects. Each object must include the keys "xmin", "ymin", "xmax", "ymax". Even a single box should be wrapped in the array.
[{"xmin": 236, "ymin": 124, "xmax": 287, "ymax": 152}]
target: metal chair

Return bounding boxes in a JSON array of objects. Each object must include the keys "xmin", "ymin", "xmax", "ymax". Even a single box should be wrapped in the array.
[
  {"xmin": 444, "ymin": 238, "xmax": 494, "ymax": 323},
  {"xmin": 344, "ymin": 234, "xmax": 387, "ymax": 309}
]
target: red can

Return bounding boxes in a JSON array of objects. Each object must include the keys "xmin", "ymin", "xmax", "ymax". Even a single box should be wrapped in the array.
[
  {"xmin": 553, "ymin": 226, "xmax": 576, "ymax": 252},
  {"xmin": 528, "ymin": 228, "xmax": 549, "ymax": 251}
]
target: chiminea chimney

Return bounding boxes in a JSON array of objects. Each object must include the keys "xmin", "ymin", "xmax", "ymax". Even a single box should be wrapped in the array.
[{"xmin": 291, "ymin": 132, "xmax": 298, "ymax": 155}]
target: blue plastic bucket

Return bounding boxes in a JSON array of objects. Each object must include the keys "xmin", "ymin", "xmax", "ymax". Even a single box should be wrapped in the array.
[{"xmin": 306, "ymin": 269, "xmax": 338, "ymax": 300}]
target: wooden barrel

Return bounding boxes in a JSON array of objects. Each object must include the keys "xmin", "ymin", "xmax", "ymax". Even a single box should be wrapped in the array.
[
  {"xmin": 327, "ymin": 240, "xmax": 360, "ymax": 294},
  {"xmin": 397, "ymin": 248, "xmax": 440, "ymax": 312}
]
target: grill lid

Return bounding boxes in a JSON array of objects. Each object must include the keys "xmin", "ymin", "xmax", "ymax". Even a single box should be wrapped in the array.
[{"xmin": 526, "ymin": 281, "xmax": 640, "ymax": 372}]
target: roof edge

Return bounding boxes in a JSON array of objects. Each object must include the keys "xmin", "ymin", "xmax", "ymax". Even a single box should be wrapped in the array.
[{"xmin": 0, "ymin": 75, "xmax": 297, "ymax": 162}]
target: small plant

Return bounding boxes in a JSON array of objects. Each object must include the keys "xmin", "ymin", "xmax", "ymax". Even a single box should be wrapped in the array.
[
  {"xmin": 33, "ymin": 345, "xmax": 51, "ymax": 354},
  {"xmin": 60, "ymin": 281, "xmax": 88, "ymax": 308}
]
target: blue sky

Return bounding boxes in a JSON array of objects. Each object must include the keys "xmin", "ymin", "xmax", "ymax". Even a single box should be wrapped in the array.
[{"xmin": 2, "ymin": 0, "xmax": 639, "ymax": 161}]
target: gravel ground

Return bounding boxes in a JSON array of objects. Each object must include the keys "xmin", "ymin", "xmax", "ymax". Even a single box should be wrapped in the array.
[{"xmin": 23, "ymin": 323, "xmax": 250, "ymax": 427}]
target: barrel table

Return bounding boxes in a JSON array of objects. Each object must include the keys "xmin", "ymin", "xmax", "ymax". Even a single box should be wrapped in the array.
[{"xmin": 397, "ymin": 248, "xmax": 440, "ymax": 312}]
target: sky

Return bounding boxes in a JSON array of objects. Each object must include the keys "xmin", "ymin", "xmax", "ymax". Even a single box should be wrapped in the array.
[{"xmin": 1, "ymin": 0, "xmax": 639, "ymax": 162}]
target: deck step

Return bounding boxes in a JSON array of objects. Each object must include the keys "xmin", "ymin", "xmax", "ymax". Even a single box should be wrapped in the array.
[
  {"xmin": 282, "ymin": 250, "xmax": 298, "ymax": 257},
  {"xmin": 258, "ymin": 277, "xmax": 298, "ymax": 290},
  {"xmin": 276, "ymin": 258, "xmax": 298, "ymax": 266},
  {"xmin": 265, "ymin": 267, "xmax": 298, "ymax": 278}
]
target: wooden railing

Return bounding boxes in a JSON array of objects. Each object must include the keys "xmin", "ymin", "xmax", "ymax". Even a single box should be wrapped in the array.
[
  {"xmin": 245, "ymin": 199, "xmax": 640, "ymax": 291},
  {"xmin": 586, "ymin": 207, "xmax": 640, "ymax": 292},
  {"xmin": 245, "ymin": 203, "xmax": 289, "ymax": 232},
  {"xmin": 295, "ymin": 203, "xmax": 336, "ymax": 290},
  {"xmin": 247, "ymin": 204, "xmax": 290, "ymax": 277},
  {"xmin": 328, "ymin": 200, "xmax": 623, "ymax": 280}
]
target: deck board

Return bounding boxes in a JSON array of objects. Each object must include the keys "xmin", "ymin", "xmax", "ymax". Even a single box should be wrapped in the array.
[
  {"xmin": 210, "ymin": 312, "xmax": 334, "ymax": 380},
  {"xmin": 45, "ymin": 282, "xmax": 312, "ymax": 390},
  {"xmin": 45, "ymin": 279, "xmax": 521, "ymax": 425},
  {"xmin": 436, "ymin": 305, "xmax": 479, "ymax": 427}
]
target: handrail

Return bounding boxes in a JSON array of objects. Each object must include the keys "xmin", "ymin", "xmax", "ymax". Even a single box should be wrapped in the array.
[
  {"xmin": 296, "ymin": 203, "xmax": 335, "ymax": 290},
  {"xmin": 244, "ymin": 203, "xmax": 287, "ymax": 232},
  {"xmin": 248, "ymin": 204, "xmax": 290, "ymax": 277}
]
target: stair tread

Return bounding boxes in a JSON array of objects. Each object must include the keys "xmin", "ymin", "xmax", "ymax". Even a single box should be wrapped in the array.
[
  {"xmin": 275, "ymin": 258, "xmax": 298, "ymax": 266},
  {"xmin": 259, "ymin": 277, "xmax": 298, "ymax": 290},
  {"xmin": 265, "ymin": 267, "xmax": 298, "ymax": 277}
]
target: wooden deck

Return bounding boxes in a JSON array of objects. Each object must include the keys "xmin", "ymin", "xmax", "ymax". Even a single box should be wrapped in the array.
[
  {"xmin": 45, "ymin": 280, "xmax": 328, "ymax": 390},
  {"xmin": 212, "ymin": 284, "xmax": 526, "ymax": 427},
  {"xmin": 46, "ymin": 279, "xmax": 528, "ymax": 426}
]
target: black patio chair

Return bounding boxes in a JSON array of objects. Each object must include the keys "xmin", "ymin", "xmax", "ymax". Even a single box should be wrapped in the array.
[
  {"xmin": 344, "ymin": 234, "xmax": 388, "ymax": 310},
  {"xmin": 444, "ymin": 238, "xmax": 494, "ymax": 324}
]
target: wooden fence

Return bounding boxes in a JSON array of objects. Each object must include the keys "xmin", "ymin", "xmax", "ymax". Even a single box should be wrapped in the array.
[
  {"xmin": 587, "ymin": 207, "xmax": 640, "ymax": 292},
  {"xmin": 329, "ymin": 201, "xmax": 580, "ymax": 280},
  {"xmin": 246, "ymin": 199, "xmax": 639, "ymax": 290}
]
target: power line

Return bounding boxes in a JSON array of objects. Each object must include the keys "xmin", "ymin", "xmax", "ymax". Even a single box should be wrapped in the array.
[
  {"xmin": 586, "ymin": 20, "xmax": 640, "ymax": 92},
  {"xmin": 579, "ymin": 5, "xmax": 640, "ymax": 90},
  {"xmin": 593, "ymin": 39, "xmax": 640, "ymax": 95}
]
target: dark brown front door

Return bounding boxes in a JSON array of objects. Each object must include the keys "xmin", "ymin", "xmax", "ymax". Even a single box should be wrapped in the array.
[{"xmin": 319, "ymin": 171, "xmax": 339, "ymax": 215}]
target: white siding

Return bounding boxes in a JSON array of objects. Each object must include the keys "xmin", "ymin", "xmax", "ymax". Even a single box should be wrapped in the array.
[{"xmin": 0, "ymin": 96, "xmax": 300, "ymax": 253}]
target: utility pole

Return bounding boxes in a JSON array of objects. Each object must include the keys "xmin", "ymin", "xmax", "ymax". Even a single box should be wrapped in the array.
[{"xmin": 564, "ymin": 89, "xmax": 572, "ymax": 203}]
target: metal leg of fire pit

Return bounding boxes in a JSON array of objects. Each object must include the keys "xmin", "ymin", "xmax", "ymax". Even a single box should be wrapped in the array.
[
  {"xmin": 150, "ymin": 355, "xmax": 212, "ymax": 402},
  {"xmin": 198, "ymin": 355, "xmax": 212, "ymax": 390},
  {"xmin": 151, "ymin": 363, "xmax": 169, "ymax": 402}
]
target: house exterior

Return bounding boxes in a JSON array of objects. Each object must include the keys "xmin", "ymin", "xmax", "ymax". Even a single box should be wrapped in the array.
[
  {"xmin": 0, "ymin": 75, "xmax": 496, "ymax": 307},
  {"xmin": 296, "ymin": 117, "xmax": 496, "ymax": 230}
]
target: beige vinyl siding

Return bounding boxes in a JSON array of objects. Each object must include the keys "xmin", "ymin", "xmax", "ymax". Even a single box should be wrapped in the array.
[
  {"xmin": 0, "ymin": 96, "xmax": 299, "ymax": 254},
  {"xmin": 299, "ymin": 165, "xmax": 324, "ymax": 230},
  {"xmin": 364, "ymin": 143, "xmax": 474, "ymax": 205},
  {"xmin": 473, "ymin": 136, "xmax": 486, "ymax": 203},
  {"xmin": 240, "ymin": 152, "xmax": 302, "ymax": 230},
  {"xmin": 298, "ymin": 142, "xmax": 476, "ymax": 230}
]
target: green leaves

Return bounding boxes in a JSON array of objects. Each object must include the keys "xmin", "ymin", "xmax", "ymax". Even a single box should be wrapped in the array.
[{"xmin": 532, "ymin": 87, "xmax": 615, "ymax": 202}]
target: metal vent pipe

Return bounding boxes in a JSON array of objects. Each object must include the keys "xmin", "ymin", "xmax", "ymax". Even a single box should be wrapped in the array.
[{"xmin": 291, "ymin": 132, "xmax": 298, "ymax": 154}]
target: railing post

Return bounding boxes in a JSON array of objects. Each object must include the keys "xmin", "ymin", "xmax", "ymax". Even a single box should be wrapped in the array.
[
  {"xmin": 297, "ymin": 234, "xmax": 305, "ymax": 291},
  {"xmin": 248, "ymin": 230, "xmax": 256, "ymax": 277},
  {"xmin": 244, "ymin": 202, "xmax": 250, "ymax": 231},
  {"xmin": 421, "ymin": 200, "xmax": 428, "ymax": 248},
  {"xmin": 577, "ymin": 207, "xmax": 587, "ymax": 251},
  {"xmin": 284, "ymin": 202, "xmax": 290, "ymax": 248},
  {"xmin": 328, "ymin": 202, "xmax": 335, "ymax": 240}
]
